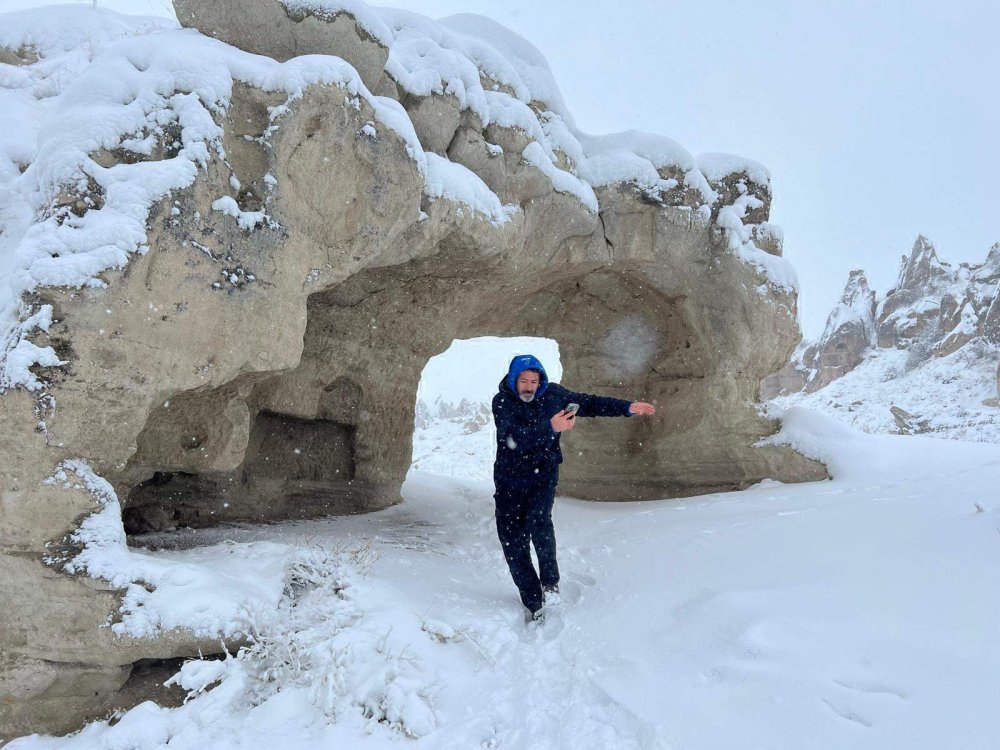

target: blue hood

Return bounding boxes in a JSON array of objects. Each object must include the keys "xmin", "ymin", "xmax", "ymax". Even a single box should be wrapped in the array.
[{"xmin": 505, "ymin": 354, "xmax": 549, "ymax": 398}]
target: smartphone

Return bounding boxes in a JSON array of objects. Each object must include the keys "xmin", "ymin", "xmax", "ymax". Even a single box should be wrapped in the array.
[{"xmin": 565, "ymin": 403, "xmax": 580, "ymax": 416}]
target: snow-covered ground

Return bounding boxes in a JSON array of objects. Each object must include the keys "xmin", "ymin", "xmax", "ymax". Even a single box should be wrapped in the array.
[{"xmin": 11, "ymin": 408, "xmax": 1000, "ymax": 749}]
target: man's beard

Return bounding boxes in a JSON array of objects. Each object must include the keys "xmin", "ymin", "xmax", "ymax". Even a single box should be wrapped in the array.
[{"xmin": 519, "ymin": 392, "xmax": 535, "ymax": 402}]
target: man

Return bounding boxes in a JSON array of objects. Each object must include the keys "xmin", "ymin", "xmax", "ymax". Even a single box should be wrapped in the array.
[{"xmin": 491, "ymin": 354, "xmax": 656, "ymax": 622}]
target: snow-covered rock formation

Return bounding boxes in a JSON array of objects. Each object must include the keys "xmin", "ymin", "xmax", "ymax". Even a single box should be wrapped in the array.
[
  {"xmin": 763, "ymin": 269, "xmax": 877, "ymax": 395},
  {"xmin": 875, "ymin": 234, "xmax": 1000, "ymax": 355},
  {"xmin": 0, "ymin": 1, "xmax": 826, "ymax": 736},
  {"xmin": 764, "ymin": 236, "xmax": 1000, "ymax": 440}
]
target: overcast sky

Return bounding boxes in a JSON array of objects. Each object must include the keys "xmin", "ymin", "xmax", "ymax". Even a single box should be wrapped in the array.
[{"xmin": 6, "ymin": 0, "xmax": 998, "ymax": 337}]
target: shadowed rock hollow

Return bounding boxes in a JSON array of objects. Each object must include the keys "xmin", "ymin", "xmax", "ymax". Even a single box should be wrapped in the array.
[{"xmin": 0, "ymin": 1, "xmax": 826, "ymax": 738}]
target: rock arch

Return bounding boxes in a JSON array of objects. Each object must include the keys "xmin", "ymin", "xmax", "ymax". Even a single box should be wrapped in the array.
[{"xmin": 0, "ymin": 3, "xmax": 826, "ymax": 736}]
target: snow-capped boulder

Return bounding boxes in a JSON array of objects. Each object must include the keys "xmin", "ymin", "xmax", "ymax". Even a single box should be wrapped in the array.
[
  {"xmin": 172, "ymin": 0, "xmax": 391, "ymax": 91},
  {"xmin": 889, "ymin": 404, "xmax": 931, "ymax": 435},
  {"xmin": 0, "ymin": 2, "xmax": 827, "ymax": 737}
]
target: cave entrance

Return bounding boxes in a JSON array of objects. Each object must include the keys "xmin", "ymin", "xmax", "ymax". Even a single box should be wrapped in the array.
[
  {"xmin": 411, "ymin": 336, "xmax": 562, "ymax": 482},
  {"xmin": 121, "ymin": 374, "xmax": 384, "ymax": 539}
]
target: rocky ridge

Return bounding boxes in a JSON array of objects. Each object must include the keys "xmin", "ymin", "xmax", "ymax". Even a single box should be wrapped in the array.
[{"xmin": 764, "ymin": 235, "xmax": 1000, "ymax": 439}]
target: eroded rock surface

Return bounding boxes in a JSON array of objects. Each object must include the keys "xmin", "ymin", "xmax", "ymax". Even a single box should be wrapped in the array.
[{"xmin": 0, "ymin": 2, "xmax": 827, "ymax": 737}]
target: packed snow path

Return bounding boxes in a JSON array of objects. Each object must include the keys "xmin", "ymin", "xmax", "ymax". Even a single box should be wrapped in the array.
[{"xmin": 12, "ymin": 410, "xmax": 1000, "ymax": 749}]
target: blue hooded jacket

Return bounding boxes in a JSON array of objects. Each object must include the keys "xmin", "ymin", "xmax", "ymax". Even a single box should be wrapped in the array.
[{"xmin": 492, "ymin": 354, "xmax": 633, "ymax": 487}]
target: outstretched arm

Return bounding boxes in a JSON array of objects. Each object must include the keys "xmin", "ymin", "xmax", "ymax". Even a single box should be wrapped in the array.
[
  {"xmin": 558, "ymin": 387, "xmax": 656, "ymax": 418},
  {"xmin": 559, "ymin": 387, "xmax": 634, "ymax": 418}
]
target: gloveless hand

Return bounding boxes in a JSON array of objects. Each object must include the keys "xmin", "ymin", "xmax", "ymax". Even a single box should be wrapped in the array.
[
  {"xmin": 629, "ymin": 402, "xmax": 656, "ymax": 416},
  {"xmin": 551, "ymin": 410, "xmax": 577, "ymax": 432}
]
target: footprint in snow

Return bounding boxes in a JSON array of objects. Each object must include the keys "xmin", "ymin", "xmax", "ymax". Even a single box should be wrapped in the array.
[
  {"xmin": 822, "ymin": 697, "xmax": 873, "ymax": 728},
  {"xmin": 570, "ymin": 571, "xmax": 597, "ymax": 587},
  {"xmin": 820, "ymin": 678, "xmax": 908, "ymax": 730},
  {"xmin": 521, "ymin": 610, "xmax": 565, "ymax": 642},
  {"xmin": 833, "ymin": 678, "xmax": 908, "ymax": 701}
]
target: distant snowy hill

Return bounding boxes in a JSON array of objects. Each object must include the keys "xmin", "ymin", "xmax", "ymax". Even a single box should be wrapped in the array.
[
  {"xmin": 765, "ymin": 236, "xmax": 1000, "ymax": 441},
  {"xmin": 412, "ymin": 396, "xmax": 495, "ymax": 480}
]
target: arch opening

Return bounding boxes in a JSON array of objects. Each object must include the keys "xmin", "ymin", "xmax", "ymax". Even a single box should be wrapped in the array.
[{"xmin": 411, "ymin": 336, "xmax": 562, "ymax": 482}]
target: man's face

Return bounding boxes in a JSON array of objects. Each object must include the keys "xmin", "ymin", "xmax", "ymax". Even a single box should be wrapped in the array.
[{"xmin": 516, "ymin": 370, "xmax": 540, "ymax": 402}]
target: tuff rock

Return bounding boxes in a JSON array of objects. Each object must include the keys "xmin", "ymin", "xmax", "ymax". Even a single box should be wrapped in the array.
[{"xmin": 0, "ymin": 1, "xmax": 828, "ymax": 737}]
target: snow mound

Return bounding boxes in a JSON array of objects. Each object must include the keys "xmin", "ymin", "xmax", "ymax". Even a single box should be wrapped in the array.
[{"xmin": 44, "ymin": 459, "xmax": 289, "ymax": 638}]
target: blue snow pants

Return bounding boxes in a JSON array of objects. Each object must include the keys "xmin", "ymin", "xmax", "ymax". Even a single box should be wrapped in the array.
[{"xmin": 494, "ymin": 474, "xmax": 560, "ymax": 614}]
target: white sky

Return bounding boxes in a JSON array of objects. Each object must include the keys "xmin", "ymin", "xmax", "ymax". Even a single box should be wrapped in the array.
[
  {"xmin": 417, "ymin": 337, "xmax": 562, "ymax": 405},
  {"xmin": 4, "ymin": 0, "xmax": 998, "ymax": 336}
]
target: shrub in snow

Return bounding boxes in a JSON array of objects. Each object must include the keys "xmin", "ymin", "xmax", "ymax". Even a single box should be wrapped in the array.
[{"xmin": 234, "ymin": 544, "xmax": 437, "ymax": 738}]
